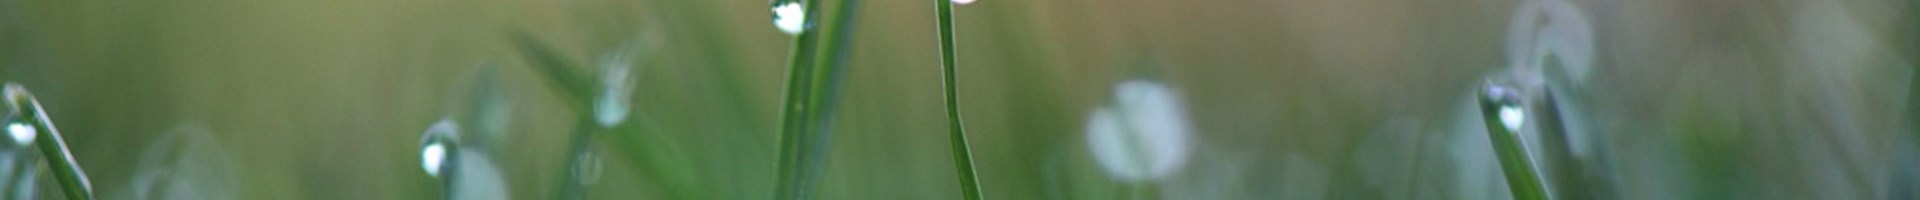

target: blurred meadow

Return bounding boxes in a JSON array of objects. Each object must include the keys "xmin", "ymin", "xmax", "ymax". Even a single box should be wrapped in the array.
[{"xmin": 0, "ymin": 0, "xmax": 1915, "ymax": 199}]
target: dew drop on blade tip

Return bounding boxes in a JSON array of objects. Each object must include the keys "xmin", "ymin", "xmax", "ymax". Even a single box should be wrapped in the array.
[{"xmin": 771, "ymin": 2, "xmax": 807, "ymax": 35}]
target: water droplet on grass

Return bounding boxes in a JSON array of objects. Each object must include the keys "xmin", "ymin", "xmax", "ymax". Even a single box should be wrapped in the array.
[
  {"xmin": 2, "ymin": 83, "xmax": 37, "ymax": 147},
  {"xmin": 421, "ymin": 144, "xmax": 446, "ymax": 177},
  {"xmin": 5, "ymin": 121, "xmax": 30, "ymax": 147},
  {"xmin": 595, "ymin": 51, "xmax": 636, "ymax": 128},
  {"xmin": 1499, "ymin": 105, "xmax": 1525, "ymax": 132},
  {"xmin": 1482, "ymin": 82, "xmax": 1525, "ymax": 133},
  {"xmin": 770, "ymin": 1, "xmax": 808, "ymax": 35},
  {"xmin": 952, "ymin": 0, "xmax": 976, "ymax": 5},
  {"xmin": 420, "ymin": 120, "xmax": 459, "ymax": 178}
]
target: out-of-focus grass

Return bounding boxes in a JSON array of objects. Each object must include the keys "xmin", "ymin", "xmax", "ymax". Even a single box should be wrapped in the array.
[{"xmin": 0, "ymin": 0, "xmax": 1911, "ymax": 199}]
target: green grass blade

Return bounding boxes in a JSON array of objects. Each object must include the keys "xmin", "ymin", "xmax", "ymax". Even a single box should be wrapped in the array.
[
  {"xmin": 771, "ymin": 0, "xmax": 834, "ymax": 198},
  {"xmin": 509, "ymin": 32, "xmax": 596, "ymax": 114},
  {"xmin": 5, "ymin": 85, "xmax": 92, "ymax": 200},
  {"xmin": 1532, "ymin": 91, "xmax": 1588, "ymax": 199},
  {"xmin": 933, "ymin": 0, "xmax": 984, "ymax": 200},
  {"xmin": 1477, "ymin": 83, "xmax": 1548, "ymax": 200}
]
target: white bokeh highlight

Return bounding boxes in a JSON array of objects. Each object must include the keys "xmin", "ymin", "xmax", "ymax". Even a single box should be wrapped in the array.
[{"xmin": 1085, "ymin": 80, "xmax": 1192, "ymax": 183}]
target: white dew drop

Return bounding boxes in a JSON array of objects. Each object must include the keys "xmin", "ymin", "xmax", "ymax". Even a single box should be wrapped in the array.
[
  {"xmin": 595, "ymin": 52, "xmax": 636, "ymax": 128},
  {"xmin": 1085, "ymin": 80, "xmax": 1192, "ymax": 183},
  {"xmin": 420, "ymin": 120, "xmax": 459, "ymax": 178},
  {"xmin": 1482, "ymin": 82, "xmax": 1526, "ymax": 133},
  {"xmin": 6, "ymin": 122, "xmax": 31, "ymax": 147},
  {"xmin": 771, "ymin": 2, "xmax": 808, "ymax": 35},
  {"xmin": 3, "ymin": 84, "xmax": 38, "ymax": 147},
  {"xmin": 952, "ymin": 0, "xmax": 976, "ymax": 5},
  {"xmin": 421, "ymin": 143, "xmax": 447, "ymax": 177},
  {"xmin": 1498, "ymin": 105, "xmax": 1525, "ymax": 132}
]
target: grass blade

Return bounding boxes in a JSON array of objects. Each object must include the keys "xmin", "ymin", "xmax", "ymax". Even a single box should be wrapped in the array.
[
  {"xmin": 1532, "ymin": 91, "xmax": 1596, "ymax": 199},
  {"xmin": 510, "ymin": 32, "xmax": 596, "ymax": 114},
  {"xmin": 1477, "ymin": 81, "xmax": 1549, "ymax": 200},
  {"xmin": 5, "ymin": 84, "xmax": 92, "ymax": 200},
  {"xmin": 933, "ymin": 0, "xmax": 984, "ymax": 200},
  {"xmin": 511, "ymin": 33, "xmax": 707, "ymax": 199},
  {"xmin": 771, "ymin": 0, "xmax": 853, "ymax": 198}
]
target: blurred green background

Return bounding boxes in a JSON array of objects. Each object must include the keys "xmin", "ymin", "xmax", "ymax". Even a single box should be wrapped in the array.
[{"xmin": 0, "ymin": 0, "xmax": 1915, "ymax": 199}]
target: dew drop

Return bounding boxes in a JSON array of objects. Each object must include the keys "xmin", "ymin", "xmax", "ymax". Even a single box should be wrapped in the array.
[
  {"xmin": 1481, "ymin": 81, "xmax": 1526, "ymax": 133},
  {"xmin": 770, "ymin": 1, "xmax": 808, "ymax": 35},
  {"xmin": 952, "ymin": 0, "xmax": 976, "ymax": 5},
  {"xmin": 595, "ymin": 52, "xmax": 636, "ymax": 128},
  {"xmin": 5, "ymin": 122, "xmax": 31, "ymax": 147},
  {"xmin": 421, "ymin": 143, "xmax": 446, "ymax": 177},
  {"xmin": 420, "ymin": 120, "xmax": 459, "ymax": 178},
  {"xmin": 1499, "ymin": 105, "xmax": 1525, "ymax": 132}
]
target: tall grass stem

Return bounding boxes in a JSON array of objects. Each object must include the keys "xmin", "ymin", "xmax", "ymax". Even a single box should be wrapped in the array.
[
  {"xmin": 1478, "ymin": 82, "xmax": 1549, "ymax": 200},
  {"xmin": 772, "ymin": 0, "xmax": 856, "ymax": 197},
  {"xmin": 933, "ymin": 0, "xmax": 984, "ymax": 200}
]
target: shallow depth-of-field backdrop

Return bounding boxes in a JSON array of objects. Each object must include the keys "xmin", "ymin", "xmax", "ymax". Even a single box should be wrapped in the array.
[{"xmin": 0, "ymin": 0, "xmax": 1916, "ymax": 199}]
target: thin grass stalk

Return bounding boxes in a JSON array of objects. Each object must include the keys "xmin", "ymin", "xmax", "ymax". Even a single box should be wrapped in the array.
[
  {"xmin": 1532, "ymin": 91, "xmax": 1590, "ymax": 199},
  {"xmin": 1477, "ymin": 83, "xmax": 1548, "ymax": 200},
  {"xmin": 511, "ymin": 32, "xmax": 595, "ymax": 114},
  {"xmin": 6, "ymin": 87, "xmax": 92, "ymax": 200},
  {"xmin": 793, "ymin": 1, "xmax": 861, "ymax": 198},
  {"xmin": 770, "ymin": 0, "xmax": 845, "ymax": 197},
  {"xmin": 933, "ymin": 0, "xmax": 984, "ymax": 199}
]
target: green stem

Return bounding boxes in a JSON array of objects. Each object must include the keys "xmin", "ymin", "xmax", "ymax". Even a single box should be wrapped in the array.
[
  {"xmin": 772, "ymin": 0, "xmax": 852, "ymax": 197},
  {"xmin": 6, "ymin": 86, "xmax": 92, "ymax": 200},
  {"xmin": 510, "ymin": 32, "xmax": 595, "ymax": 115},
  {"xmin": 1532, "ymin": 90, "xmax": 1609, "ymax": 199},
  {"xmin": 933, "ymin": 0, "xmax": 984, "ymax": 200},
  {"xmin": 1477, "ymin": 84, "xmax": 1548, "ymax": 200}
]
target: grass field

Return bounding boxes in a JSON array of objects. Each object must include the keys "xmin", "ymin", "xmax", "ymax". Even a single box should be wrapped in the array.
[{"xmin": 0, "ymin": 0, "xmax": 1914, "ymax": 199}]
